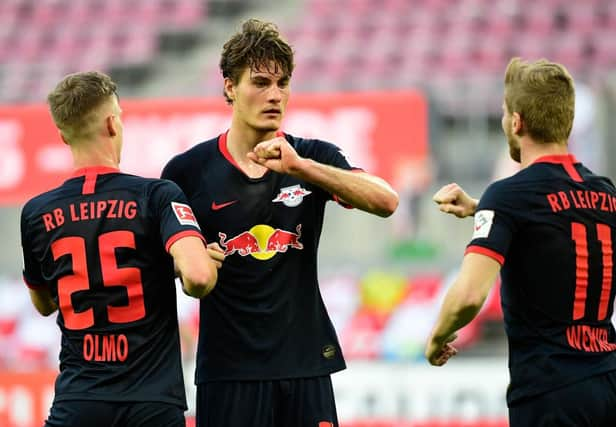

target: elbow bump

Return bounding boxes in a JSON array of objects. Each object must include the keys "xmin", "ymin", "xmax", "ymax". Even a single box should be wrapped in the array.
[
  {"xmin": 377, "ymin": 194, "xmax": 399, "ymax": 217},
  {"xmin": 40, "ymin": 307, "xmax": 57, "ymax": 317},
  {"xmin": 195, "ymin": 268, "xmax": 218, "ymax": 296}
]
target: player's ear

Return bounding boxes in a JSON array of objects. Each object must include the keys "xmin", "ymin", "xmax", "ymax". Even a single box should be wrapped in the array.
[
  {"xmin": 105, "ymin": 115, "xmax": 118, "ymax": 137},
  {"xmin": 511, "ymin": 112, "xmax": 523, "ymax": 135},
  {"xmin": 59, "ymin": 130, "xmax": 69, "ymax": 146},
  {"xmin": 224, "ymin": 77, "xmax": 235, "ymax": 102}
]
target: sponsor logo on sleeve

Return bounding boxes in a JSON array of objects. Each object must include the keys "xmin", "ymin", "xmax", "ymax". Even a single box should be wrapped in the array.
[
  {"xmin": 472, "ymin": 210, "xmax": 494, "ymax": 239},
  {"xmin": 171, "ymin": 202, "xmax": 200, "ymax": 229}
]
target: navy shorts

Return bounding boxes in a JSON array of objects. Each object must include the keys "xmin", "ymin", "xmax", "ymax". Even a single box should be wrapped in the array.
[
  {"xmin": 44, "ymin": 400, "xmax": 185, "ymax": 427},
  {"xmin": 509, "ymin": 370, "xmax": 616, "ymax": 427},
  {"xmin": 196, "ymin": 376, "xmax": 338, "ymax": 427}
]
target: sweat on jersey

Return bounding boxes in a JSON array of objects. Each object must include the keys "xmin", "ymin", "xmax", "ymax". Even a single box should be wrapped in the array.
[
  {"xmin": 466, "ymin": 154, "xmax": 616, "ymax": 405},
  {"xmin": 161, "ymin": 132, "xmax": 359, "ymax": 383},
  {"xmin": 20, "ymin": 166, "xmax": 205, "ymax": 408}
]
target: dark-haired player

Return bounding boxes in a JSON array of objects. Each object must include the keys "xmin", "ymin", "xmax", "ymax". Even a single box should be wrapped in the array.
[
  {"xmin": 162, "ymin": 18, "xmax": 399, "ymax": 427},
  {"xmin": 426, "ymin": 58, "xmax": 616, "ymax": 426},
  {"xmin": 21, "ymin": 71, "xmax": 221, "ymax": 427}
]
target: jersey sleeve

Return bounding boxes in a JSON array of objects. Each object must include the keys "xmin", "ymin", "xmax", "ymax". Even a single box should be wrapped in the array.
[
  {"xmin": 298, "ymin": 138, "xmax": 364, "ymax": 206},
  {"xmin": 20, "ymin": 204, "xmax": 46, "ymax": 289},
  {"xmin": 149, "ymin": 180, "xmax": 206, "ymax": 253},
  {"xmin": 465, "ymin": 181, "xmax": 519, "ymax": 266},
  {"xmin": 160, "ymin": 155, "xmax": 184, "ymax": 185},
  {"xmin": 306, "ymin": 139, "xmax": 361, "ymax": 172}
]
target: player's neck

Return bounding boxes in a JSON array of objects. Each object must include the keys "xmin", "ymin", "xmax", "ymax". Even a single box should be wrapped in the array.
[
  {"xmin": 520, "ymin": 139, "xmax": 569, "ymax": 169},
  {"xmin": 71, "ymin": 140, "xmax": 120, "ymax": 170},
  {"xmin": 225, "ymin": 126, "xmax": 276, "ymax": 176},
  {"xmin": 226, "ymin": 125, "xmax": 277, "ymax": 154}
]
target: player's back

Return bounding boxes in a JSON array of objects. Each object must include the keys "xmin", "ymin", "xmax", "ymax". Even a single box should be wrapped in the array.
[
  {"xmin": 491, "ymin": 157, "xmax": 616, "ymax": 403},
  {"xmin": 21, "ymin": 167, "xmax": 187, "ymax": 407}
]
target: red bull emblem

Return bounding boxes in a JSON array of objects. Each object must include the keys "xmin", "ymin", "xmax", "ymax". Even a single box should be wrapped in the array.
[
  {"xmin": 218, "ymin": 224, "xmax": 303, "ymax": 260},
  {"xmin": 272, "ymin": 184, "xmax": 312, "ymax": 207}
]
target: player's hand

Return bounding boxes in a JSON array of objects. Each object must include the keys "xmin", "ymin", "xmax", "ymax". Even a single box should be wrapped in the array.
[
  {"xmin": 433, "ymin": 183, "xmax": 478, "ymax": 218},
  {"xmin": 247, "ymin": 136, "xmax": 304, "ymax": 175},
  {"xmin": 207, "ymin": 242, "xmax": 225, "ymax": 269},
  {"xmin": 425, "ymin": 333, "xmax": 458, "ymax": 366}
]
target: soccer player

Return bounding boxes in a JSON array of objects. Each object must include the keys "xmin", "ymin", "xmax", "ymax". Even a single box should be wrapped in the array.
[
  {"xmin": 20, "ymin": 71, "xmax": 219, "ymax": 427},
  {"xmin": 161, "ymin": 18, "xmax": 399, "ymax": 427},
  {"xmin": 425, "ymin": 58, "xmax": 616, "ymax": 426}
]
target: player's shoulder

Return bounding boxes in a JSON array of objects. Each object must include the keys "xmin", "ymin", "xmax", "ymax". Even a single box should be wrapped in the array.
[
  {"xmin": 165, "ymin": 137, "xmax": 219, "ymax": 170},
  {"xmin": 282, "ymin": 132, "xmax": 338, "ymax": 156},
  {"xmin": 21, "ymin": 185, "xmax": 68, "ymax": 219},
  {"xmin": 578, "ymin": 164, "xmax": 616, "ymax": 190},
  {"xmin": 479, "ymin": 174, "xmax": 527, "ymax": 207}
]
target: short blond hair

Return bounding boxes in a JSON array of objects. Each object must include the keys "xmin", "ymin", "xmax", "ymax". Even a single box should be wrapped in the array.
[
  {"xmin": 504, "ymin": 57, "xmax": 575, "ymax": 144},
  {"xmin": 47, "ymin": 71, "xmax": 117, "ymax": 142}
]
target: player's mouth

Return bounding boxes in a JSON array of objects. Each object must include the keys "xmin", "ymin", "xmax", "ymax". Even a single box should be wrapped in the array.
[{"xmin": 262, "ymin": 108, "xmax": 281, "ymax": 115}]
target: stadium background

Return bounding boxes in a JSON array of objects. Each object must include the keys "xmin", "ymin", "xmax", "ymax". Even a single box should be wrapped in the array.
[{"xmin": 1, "ymin": 0, "xmax": 616, "ymax": 426}]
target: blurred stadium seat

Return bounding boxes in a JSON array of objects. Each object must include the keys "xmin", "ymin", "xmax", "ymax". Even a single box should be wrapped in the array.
[{"xmin": 1, "ymin": 0, "xmax": 616, "ymax": 109}]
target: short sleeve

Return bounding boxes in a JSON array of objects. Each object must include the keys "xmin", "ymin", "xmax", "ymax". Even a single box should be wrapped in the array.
[
  {"xmin": 465, "ymin": 182, "xmax": 518, "ymax": 266},
  {"xmin": 295, "ymin": 138, "xmax": 364, "ymax": 206},
  {"xmin": 20, "ymin": 204, "xmax": 46, "ymax": 289},
  {"xmin": 149, "ymin": 180, "xmax": 206, "ymax": 253},
  {"xmin": 305, "ymin": 139, "xmax": 361, "ymax": 172}
]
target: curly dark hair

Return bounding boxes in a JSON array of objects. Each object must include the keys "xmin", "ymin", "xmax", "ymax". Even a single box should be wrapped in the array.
[{"xmin": 220, "ymin": 19, "xmax": 294, "ymax": 104}]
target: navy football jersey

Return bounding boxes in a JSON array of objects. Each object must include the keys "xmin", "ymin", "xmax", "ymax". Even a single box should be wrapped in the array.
[
  {"xmin": 467, "ymin": 154, "xmax": 616, "ymax": 405},
  {"xmin": 20, "ymin": 166, "xmax": 205, "ymax": 407},
  {"xmin": 161, "ymin": 132, "xmax": 354, "ymax": 382}
]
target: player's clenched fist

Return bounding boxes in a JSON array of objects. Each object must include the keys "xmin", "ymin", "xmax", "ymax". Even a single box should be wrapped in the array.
[
  {"xmin": 433, "ymin": 183, "xmax": 478, "ymax": 219},
  {"xmin": 425, "ymin": 333, "xmax": 458, "ymax": 366},
  {"xmin": 247, "ymin": 136, "xmax": 304, "ymax": 175},
  {"xmin": 206, "ymin": 242, "xmax": 225, "ymax": 269}
]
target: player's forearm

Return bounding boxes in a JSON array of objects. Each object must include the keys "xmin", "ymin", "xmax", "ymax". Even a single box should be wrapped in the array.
[
  {"xmin": 429, "ymin": 284, "xmax": 484, "ymax": 344},
  {"xmin": 290, "ymin": 158, "xmax": 399, "ymax": 217}
]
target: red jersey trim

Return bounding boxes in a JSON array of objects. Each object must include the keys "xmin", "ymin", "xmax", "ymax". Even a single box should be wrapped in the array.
[
  {"xmin": 218, "ymin": 130, "xmax": 284, "ymax": 178},
  {"xmin": 82, "ymin": 173, "xmax": 96, "ymax": 195},
  {"xmin": 532, "ymin": 154, "xmax": 582, "ymax": 182},
  {"xmin": 23, "ymin": 277, "xmax": 45, "ymax": 290},
  {"xmin": 165, "ymin": 230, "xmax": 206, "ymax": 253},
  {"xmin": 465, "ymin": 245, "xmax": 505, "ymax": 266},
  {"xmin": 71, "ymin": 166, "xmax": 120, "ymax": 178},
  {"xmin": 71, "ymin": 166, "xmax": 121, "ymax": 195}
]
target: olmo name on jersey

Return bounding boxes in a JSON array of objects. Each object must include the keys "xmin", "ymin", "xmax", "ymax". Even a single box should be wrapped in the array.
[{"xmin": 83, "ymin": 333, "xmax": 129, "ymax": 362}]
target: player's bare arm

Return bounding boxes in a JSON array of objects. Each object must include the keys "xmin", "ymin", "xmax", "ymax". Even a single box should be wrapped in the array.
[
  {"xmin": 433, "ymin": 182, "xmax": 478, "ymax": 218},
  {"xmin": 425, "ymin": 253, "xmax": 500, "ymax": 366},
  {"xmin": 29, "ymin": 288, "xmax": 58, "ymax": 316},
  {"xmin": 170, "ymin": 236, "xmax": 218, "ymax": 298},
  {"xmin": 248, "ymin": 136, "xmax": 399, "ymax": 217}
]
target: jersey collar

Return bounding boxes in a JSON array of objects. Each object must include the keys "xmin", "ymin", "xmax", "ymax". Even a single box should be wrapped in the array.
[
  {"xmin": 531, "ymin": 154, "xmax": 579, "ymax": 165},
  {"xmin": 70, "ymin": 166, "xmax": 120, "ymax": 178},
  {"xmin": 218, "ymin": 129, "xmax": 285, "ymax": 176},
  {"xmin": 531, "ymin": 154, "xmax": 582, "ymax": 182}
]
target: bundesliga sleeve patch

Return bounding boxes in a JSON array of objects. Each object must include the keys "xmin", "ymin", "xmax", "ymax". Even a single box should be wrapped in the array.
[
  {"xmin": 472, "ymin": 210, "xmax": 494, "ymax": 239},
  {"xmin": 171, "ymin": 202, "xmax": 200, "ymax": 229}
]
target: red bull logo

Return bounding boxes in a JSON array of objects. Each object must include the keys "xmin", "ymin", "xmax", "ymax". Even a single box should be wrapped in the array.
[
  {"xmin": 272, "ymin": 185, "xmax": 312, "ymax": 207},
  {"xmin": 218, "ymin": 224, "xmax": 303, "ymax": 260}
]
